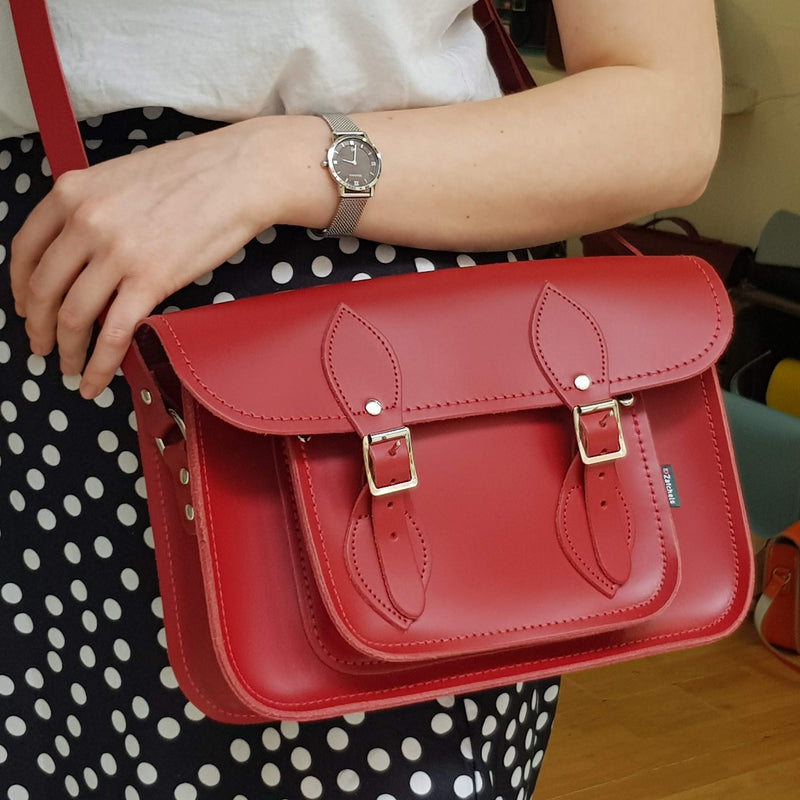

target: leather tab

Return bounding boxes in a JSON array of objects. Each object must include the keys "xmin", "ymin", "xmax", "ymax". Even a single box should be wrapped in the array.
[{"xmin": 323, "ymin": 304, "xmax": 426, "ymax": 622}]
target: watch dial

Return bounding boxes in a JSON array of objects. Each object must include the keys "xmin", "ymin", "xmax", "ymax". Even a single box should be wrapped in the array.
[{"xmin": 330, "ymin": 138, "xmax": 381, "ymax": 191}]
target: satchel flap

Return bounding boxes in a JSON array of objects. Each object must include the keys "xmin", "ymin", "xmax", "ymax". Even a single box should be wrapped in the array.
[{"xmin": 134, "ymin": 256, "xmax": 731, "ymax": 435}]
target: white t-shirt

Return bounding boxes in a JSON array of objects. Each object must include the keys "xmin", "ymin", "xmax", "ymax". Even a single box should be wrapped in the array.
[{"xmin": 0, "ymin": 0, "xmax": 501, "ymax": 140}]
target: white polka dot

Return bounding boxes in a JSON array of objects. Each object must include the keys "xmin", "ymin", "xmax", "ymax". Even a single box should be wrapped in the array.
[
  {"xmin": 63, "ymin": 495, "xmax": 82, "ymax": 516},
  {"xmin": 280, "ymin": 720, "xmax": 300, "ymax": 739},
  {"xmin": 326, "ymin": 726, "xmax": 349, "ymax": 751},
  {"xmin": 98, "ymin": 430, "xmax": 119, "ymax": 452},
  {"xmin": 121, "ymin": 568, "xmax": 140, "ymax": 590},
  {"xmin": 213, "ymin": 292, "xmax": 235, "ymax": 304},
  {"xmin": 337, "ymin": 768, "xmax": 360, "ymax": 792},
  {"xmin": 544, "ymin": 683, "xmax": 559, "ymax": 703},
  {"xmin": 125, "ymin": 734, "xmax": 140, "ymax": 757},
  {"xmin": 160, "ymin": 667, "xmax": 179, "ymax": 689},
  {"xmin": 61, "ymin": 374, "xmax": 81, "ymax": 391},
  {"xmin": 137, "ymin": 762, "xmax": 158, "ymax": 785},
  {"xmin": 256, "ymin": 226, "xmax": 277, "ymax": 244},
  {"xmin": 311, "ymin": 255, "xmax": 333, "ymax": 277},
  {"xmin": 94, "ymin": 536, "xmax": 113, "ymax": 558},
  {"xmin": 402, "ymin": 736, "xmax": 423, "ymax": 761},
  {"xmin": 5, "ymin": 715, "xmax": 26, "ymax": 736},
  {"xmin": 342, "ymin": 712, "xmax": 365, "ymax": 726},
  {"xmin": 71, "ymin": 683, "xmax": 87, "ymax": 705},
  {"xmin": 158, "ymin": 717, "xmax": 181, "ymax": 740},
  {"xmin": 14, "ymin": 613, "xmax": 34, "ymax": 634},
  {"xmin": 0, "ymin": 675, "xmax": 14, "ymax": 695},
  {"xmin": 103, "ymin": 598, "xmax": 122, "ymax": 620},
  {"xmin": 0, "ymin": 200, "xmax": 7, "ymax": 221},
  {"xmin": 8, "ymin": 432, "xmax": 24, "ymax": 454},
  {"xmin": 84, "ymin": 768, "xmax": 99, "ymax": 790},
  {"xmin": 104, "ymin": 667, "xmax": 122, "ymax": 689},
  {"xmin": 288, "ymin": 746, "xmax": 311, "ymax": 771},
  {"xmin": 506, "ymin": 719, "xmax": 518, "ymax": 741},
  {"xmin": 131, "ymin": 695, "xmax": 148, "ymax": 718},
  {"xmin": 27, "ymin": 468, "xmax": 45, "ymax": 490},
  {"xmin": 230, "ymin": 738, "xmax": 251, "ymax": 762},
  {"xmin": 151, "ymin": 597, "xmax": 164, "ymax": 619},
  {"xmin": 44, "ymin": 595, "xmax": 63, "ymax": 616},
  {"xmin": 377, "ymin": 796, "xmax": 397, "ymax": 800},
  {"xmin": 7, "ymin": 786, "xmax": 29, "ymax": 800},
  {"xmin": 367, "ymin": 748, "xmax": 391, "ymax": 772},
  {"xmin": 1, "ymin": 583, "xmax": 22, "ymax": 604},
  {"xmin": 536, "ymin": 711, "xmax": 550, "ymax": 730},
  {"xmin": 26, "ymin": 355, "xmax": 46, "ymax": 375},
  {"xmin": 35, "ymin": 699, "xmax": 52, "ymax": 719},
  {"xmin": 15, "ymin": 173, "xmax": 31, "ymax": 193},
  {"xmin": 54, "ymin": 735, "xmax": 70, "ymax": 757},
  {"xmin": 184, "ymin": 702, "xmax": 205, "ymax": 721},
  {"xmin": 117, "ymin": 504, "xmax": 138, "ymax": 526},
  {"xmin": 100, "ymin": 753, "xmax": 117, "ymax": 775},
  {"xmin": 198, "ymin": 764, "xmax": 221, "ymax": 786},
  {"xmin": 125, "ymin": 787, "xmax": 140, "ymax": 800},
  {"xmin": 38, "ymin": 753, "xmax": 56, "ymax": 774},
  {"xmin": 414, "ymin": 257, "xmax": 435, "ymax": 273},
  {"xmin": 0, "ymin": 150, "xmax": 11, "ymax": 169},
  {"xmin": 454, "ymin": 775, "xmax": 475, "ymax": 798},
  {"xmin": 504, "ymin": 745, "xmax": 518, "ymax": 768},
  {"xmin": 460, "ymin": 737, "xmax": 474, "ymax": 761},
  {"xmin": 93, "ymin": 386, "xmax": 115, "ymax": 408},
  {"xmin": 115, "ymin": 639, "xmax": 132, "ymax": 661},
  {"xmin": 23, "ymin": 548, "xmax": 40, "ymax": 570},
  {"xmin": 111, "ymin": 710, "xmax": 127, "ymax": 734},
  {"xmin": 271, "ymin": 261, "xmax": 294, "ymax": 284},
  {"xmin": 64, "ymin": 775, "xmax": 80, "ymax": 798},
  {"xmin": 85, "ymin": 477, "xmax": 105, "ymax": 498},
  {"xmin": 194, "ymin": 271, "xmax": 214, "ymax": 286},
  {"xmin": 1, "ymin": 400, "xmax": 16, "ymax": 421},
  {"xmin": 299, "ymin": 776, "xmax": 323, "ymax": 799},
  {"xmin": 47, "ymin": 651, "xmax": 63, "ymax": 672},
  {"xmin": 496, "ymin": 692, "xmax": 511, "ymax": 715},
  {"xmin": 482, "ymin": 715, "xmax": 497, "ymax": 736},
  {"xmin": 41, "ymin": 157, "xmax": 52, "ymax": 177},
  {"xmin": 227, "ymin": 247, "xmax": 246, "ymax": 265},
  {"xmin": 66, "ymin": 714, "xmax": 82, "ymax": 737},
  {"xmin": 261, "ymin": 763, "xmax": 281, "ymax": 787},
  {"xmin": 410, "ymin": 770, "xmax": 433, "ymax": 796},
  {"xmin": 532, "ymin": 748, "xmax": 544, "ymax": 768},
  {"xmin": 431, "ymin": 712, "xmax": 454, "ymax": 735},
  {"xmin": 37, "ymin": 508, "xmax": 57, "ymax": 530},
  {"xmin": 9, "ymin": 490, "xmax": 25, "ymax": 512},
  {"xmin": 352, "ymin": 272, "xmax": 372, "ymax": 281},
  {"xmin": 48, "ymin": 627, "xmax": 65, "ymax": 648},
  {"xmin": 0, "ymin": 341, "xmax": 11, "ymax": 364},
  {"xmin": 261, "ymin": 727, "xmax": 281, "ymax": 751},
  {"xmin": 457, "ymin": 254, "xmax": 477, "ymax": 268},
  {"xmin": 339, "ymin": 236, "xmax": 360, "ymax": 254},
  {"xmin": 511, "ymin": 764, "xmax": 523, "ymax": 788},
  {"xmin": 64, "ymin": 542, "xmax": 81, "ymax": 564},
  {"xmin": 375, "ymin": 244, "xmax": 397, "ymax": 263},
  {"xmin": 25, "ymin": 668, "xmax": 44, "ymax": 688},
  {"xmin": 174, "ymin": 784, "xmax": 197, "ymax": 800}
]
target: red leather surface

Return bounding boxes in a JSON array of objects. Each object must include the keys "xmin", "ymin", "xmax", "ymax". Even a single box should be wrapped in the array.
[
  {"xmin": 136, "ymin": 256, "xmax": 730, "ymax": 436},
  {"xmin": 124, "ymin": 256, "xmax": 753, "ymax": 722}
]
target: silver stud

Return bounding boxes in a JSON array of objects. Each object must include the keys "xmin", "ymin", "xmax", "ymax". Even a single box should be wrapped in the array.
[
  {"xmin": 140, "ymin": 389, "xmax": 152, "ymax": 405},
  {"xmin": 365, "ymin": 399, "xmax": 383, "ymax": 416},
  {"xmin": 574, "ymin": 374, "xmax": 592, "ymax": 391},
  {"xmin": 185, "ymin": 504, "xmax": 195, "ymax": 521},
  {"xmin": 179, "ymin": 468, "xmax": 190, "ymax": 486}
]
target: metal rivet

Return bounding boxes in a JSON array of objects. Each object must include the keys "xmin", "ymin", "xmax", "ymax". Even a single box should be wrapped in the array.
[
  {"xmin": 365, "ymin": 399, "xmax": 383, "ymax": 416},
  {"xmin": 179, "ymin": 468, "xmax": 190, "ymax": 486},
  {"xmin": 185, "ymin": 504, "xmax": 195, "ymax": 521},
  {"xmin": 574, "ymin": 374, "xmax": 592, "ymax": 391},
  {"xmin": 140, "ymin": 389, "xmax": 152, "ymax": 405}
]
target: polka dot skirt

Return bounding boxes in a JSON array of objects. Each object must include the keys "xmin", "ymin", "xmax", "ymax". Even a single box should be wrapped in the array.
[{"xmin": 0, "ymin": 108, "xmax": 562, "ymax": 800}]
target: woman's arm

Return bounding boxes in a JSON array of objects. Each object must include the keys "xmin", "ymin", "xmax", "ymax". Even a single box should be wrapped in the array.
[{"xmin": 9, "ymin": 0, "xmax": 721, "ymax": 398}]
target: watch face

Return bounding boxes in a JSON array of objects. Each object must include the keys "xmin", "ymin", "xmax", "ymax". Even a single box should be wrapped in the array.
[{"xmin": 328, "ymin": 136, "xmax": 381, "ymax": 192}]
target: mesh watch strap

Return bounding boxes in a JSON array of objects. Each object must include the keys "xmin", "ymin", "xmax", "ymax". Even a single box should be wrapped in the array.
[{"xmin": 317, "ymin": 113, "xmax": 375, "ymax": 238}]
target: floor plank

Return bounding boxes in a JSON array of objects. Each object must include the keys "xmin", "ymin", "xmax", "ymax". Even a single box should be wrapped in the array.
[{"xmin": 534, "ymin": 621, "xmax": 800, "ymax": 799}]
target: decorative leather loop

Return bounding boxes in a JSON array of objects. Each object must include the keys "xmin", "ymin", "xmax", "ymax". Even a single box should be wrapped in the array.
[
  {"xmin": 531, "ymin": 284, "xmax": 634, "ymax": 591},
  {"xmin": 323, "ymin": 304, "xmax": 426, "ymax": 622}
]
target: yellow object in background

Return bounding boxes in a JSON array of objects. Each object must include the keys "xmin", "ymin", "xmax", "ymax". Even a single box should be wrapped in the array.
[{"xmin": 766, "ymin": 358, "xmax": 800, "ymax": 419}]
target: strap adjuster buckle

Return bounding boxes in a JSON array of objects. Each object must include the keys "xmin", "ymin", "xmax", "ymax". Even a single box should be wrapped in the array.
[
  {"xmin": 573, "ymin": 399, "xmax": 627, "ymax": 465},
  {"xmin": 362, "ymin": 426, "xmax": 418, "ymax": 496}
]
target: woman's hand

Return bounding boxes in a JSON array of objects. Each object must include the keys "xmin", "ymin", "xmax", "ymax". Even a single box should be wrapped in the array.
[{"xmin": 9, "ymin": 117, "xmax": 333, "ymax": 399}]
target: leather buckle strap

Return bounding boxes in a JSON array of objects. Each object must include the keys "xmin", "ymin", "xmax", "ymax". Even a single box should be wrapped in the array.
[
  {"xmin": 573, "ymin": 398, "xmax": 629, "ymax": 465},
  {"xmin": 362, "ymin": 427, "xmax": 418, "ymax": 497}
]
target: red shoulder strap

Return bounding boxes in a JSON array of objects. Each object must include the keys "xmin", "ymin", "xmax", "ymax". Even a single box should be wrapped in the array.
[
  {"xmin": 9, "ymin": 0, "xmax": 88, "ymax": 177},
  {"xmin": 10, "ymin": 0, "xmax": 533, "ymax": 181}
]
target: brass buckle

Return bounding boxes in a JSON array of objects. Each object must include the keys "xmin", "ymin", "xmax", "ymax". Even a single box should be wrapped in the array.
[
  {"xmin": 362, "ymin": 426, "xmax": 418, "ymax": 497},
  {"xmin": 573, "ymin": 399, "xmax": 627, "ymax": 466}
]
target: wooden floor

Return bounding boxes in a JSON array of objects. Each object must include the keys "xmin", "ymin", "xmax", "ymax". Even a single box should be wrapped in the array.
[{"xmin": 534, "ymin": 620, "xmax": 800, "ymax": 800}]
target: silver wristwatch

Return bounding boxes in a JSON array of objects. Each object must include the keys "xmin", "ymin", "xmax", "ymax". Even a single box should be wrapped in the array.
[{"xmin": 317, "ymin": 113, "xmax": 382, "ymax": 237}]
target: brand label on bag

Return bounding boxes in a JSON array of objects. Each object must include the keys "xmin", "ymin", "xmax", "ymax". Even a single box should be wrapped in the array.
[{"xmin": 661, "ymin": 465, "xmax": 681, "ymax": 508}]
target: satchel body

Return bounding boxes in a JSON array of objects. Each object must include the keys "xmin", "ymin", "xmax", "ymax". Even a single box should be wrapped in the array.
[
  {"xmin": 123, "ymin": 254, "xmax": 753, "ymax": 722},
  {"xmin": 12, "ymin": 0, "xmax": 753, "ymax": 723}
]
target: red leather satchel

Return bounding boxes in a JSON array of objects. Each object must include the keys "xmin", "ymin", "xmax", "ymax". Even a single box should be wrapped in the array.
[{"xmin": 12, "ymin": 0, "xmax": 754, "ymax": 723}]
